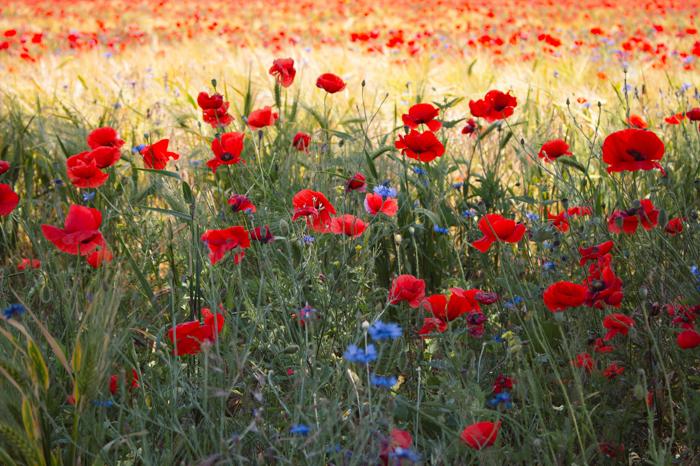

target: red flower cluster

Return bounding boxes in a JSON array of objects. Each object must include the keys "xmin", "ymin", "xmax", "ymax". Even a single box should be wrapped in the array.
[
  {"xmin": 66, "ymin": 127, "xmax": 123, "ymax": 188},
  {"xmin": 547, "ymin": 206, "xmax": 592, "ymax": 232},
  {"xmin": 607, "ymin": 199, "xmax": 659, "ymax": 234},
  {"xmin": 469, "ymin": 90, "xmax": 517, "ymax": 122},
  {"xmin": 167, "ymin": 308, "xmax": 225, "ymax": 356},
  {"xmin": 41, "ymin": 205, "xmax": 112, "ymax": 268},
  {"xmin": 197, "ymin": 92, "xmax": 233, "ymax": 127},
  {"xmin": 471, "ymin": 213, "xmax": 526, "ymax": 253},
  {"xmin": 418, "ymin": 288, "xmax": 495, "ymax": 338}
]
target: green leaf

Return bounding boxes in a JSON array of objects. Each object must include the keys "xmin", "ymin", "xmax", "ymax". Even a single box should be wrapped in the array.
[
  {"xmin": 134, "ymin": 168, "xmax": 181, "ymax": 180},
  {"xmin": 557, "ymin": 157, "xmax": 587, "ymax": 173}
]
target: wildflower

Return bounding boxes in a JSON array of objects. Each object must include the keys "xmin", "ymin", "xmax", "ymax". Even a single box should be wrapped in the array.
[
  {"xmin": 608, "ymin": 199, "xmax": 659, "ymax": 234},
  {"xmin": 269, "ymin": 58, "xmax": 296, "ymax": 87},
  {"xmin": 677, "ymin": 329, "xmax": 700, "ymax": 349},
  {"xmin": 92, "ymin": 400, "xmax": 114, "ymax": 408},
  {"xmin": 167, "ymin": 308, "xmax": 225, "ymax": 356},
  {"xmin": 292, "ymin": 132, "xmax": 311, "ymax": 152},
  {"xmin": 373, "ymin": 184, "xmax": 397, "ymax": 199},
  {"xmin": 433, "ymin": 225, "xmax": 449, "ymax": 234},
  {"xmin": 41, "ymin": 205, "xmax": 105, "ymax": 256},
  {"xmin": 364, "ymin": 193, "xmax": 398, "ymax": 217},
  {"xmin": 0, "ymin": 160, "xmax": 9, "ymax": 175},
  {"xmin": 402, "ymin": 103, "xmax": 441, "ymax": 131},
  {"xmin": 602, "ymin": 129, "xmax": 665, "ymax": 175},
  {"xmin": 602, "ymin": 313, "xmax": 634, "ymax": 341},
  {"xmin": 664, "ymin": 217, "xmax": 684, "ymax": 235},
  {"xmin": 627, "ymin": 114, "xmax": 648, "ymax": 128},
  {"xmin": 463, "ymin": 209, "xmax": 475, "ymax": 218},
  {"xmin": 380, "ymin": 428, "xmax": 416, "ymax": 465},
  {"xmin": 197, "ymin": 92, "xmax": 233, "ymax": 127},
  {"xmin": 0, "ymin": 183, "xmax": 19, "ymax": 216},
  {"xmin": 251, "ymin": 225, "xmax": 274, "ymax": 244},
  {"xmin": 207, "ymin": 132, "xmax": 245, "ymax": 173},
  {"xmin": 87, "ymin": 127, "xmax": 124, "ymax": 150},
  {"xmin": 66, "ymin": 151, "xmax": 109, "ymax": 188},
  {"xmin": 487, "ymin": 392, "xmax": 512, "ymax": 409},
  {"xmin": 3, "ymin": 303, "xmax": 26, "ymax": 320},
  {"xmin": 290, "ymin": 424, "xmax": 310, "ymax": 436},
  {"xmin": 132, "ymin": 144, "xmax": 146, "ymax": 154},
  {"xmin": 316, "ymin": 73, "xmax": 346, "ymax": 93},
  {"xmin": 228, "ymin": 194, "xmax": 256, "ymax": 213},
  {"xmin": 389, "ymin": 447, "xmax": 421, "ymax": 463},
  {"xmin": 461, "ymin": 118, "xmax": 478, "ymax": 136},
  {"xmin": 345, "ymin": 172, "xmax": 366, "ymax": 192},
  {"xmin": 525, "ymin": 212, "xmax": 540, "ymax": 222},
  {"xmin": 140, "ymin": 139, "xmax": 180, "ymax": 170},
  {"xmin": 389, "ymin": 274, "xmax": 426, "ymax": 308},
  {"xmin": 579, "ymin": 240, "xmax": 614, "ymax": 265},
  {"xmin": 492, "ymin": 374, "xmax": 515, "ymax": 394},
  {"xmin": 592, "ymin": 338, "xmax": 614, "ymax": 353},
  {"xmin": 603, "ymin": 362, "xmax": 625, "ymax": 379},
  {"xmin": 17, "ymin": 258, "xmax": 41, "ymax": 271},
  {"xmin": 302, "ymin": 235, "xmax": 315, "ymax": 245},
  {"xmin": 201, "ymin": 226, "xmax": 250, "ymax": 265},
  {"xmin": 82, "ymin": 191, "xmax": 96, "ymax": 203},
  {"xmin": 246, "ymin": 106, "xmax": 279, "ymax": 130},
  {"xmin": 460, "ymin": 421, "xmax": 501, "ymax": 450},
  {"xmin": 370, "ymin": 374, "xmax": 398, "ymax": 388},
  {"xmin": 330, "ymin": 215, "xmax": 367, "ymax": 238},
  {"xmin": 469, "ymin": 90, "xmax": 517, "ymax": 122},
  {"xmin": 538, "ymin": 139, "xmax": 572, "ymax": 162},
  {"xmin": 368, "ymin": 321, "xmax": 402, "ymax": 341},
  {"xmin": 543, "ymin": 261, "xmax": 556, "ymax": 271},
  {"xmin": 395, "ymin": 130, "xmax": 445, "ymax": 163},
  {"xmin": 471, "ymin": 214, "xmax": 526, "ymax": 252},
  {"xmin": 292, "ymin": 189, "xmax": 336, "ymax": 233},
  {"xmin": 572, "ymin": 352, "xmax": 595, "ymax": 372},
  {"xmin": 412, "ymin": 166, "xmax": 427, "ymax": 175},
  {"xmin": 343, "ymin": 344, "xmax": 377, "ymax": 364}
]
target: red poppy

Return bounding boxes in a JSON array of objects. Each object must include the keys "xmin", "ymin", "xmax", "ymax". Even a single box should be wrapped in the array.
[
  {"xmin": 418, "ymin": 317, "xmax": 448, "ymax": 336},
  {"xmin": 247, "ymin": 106, "xmax": 279, "ymax": 130},
  {"xmin": 291, "ymin": 189, "xmax": 336, "ymax": 233},
  {"xmin": 330, "ymin": 214, "xmax": 367, "ymax": 237},
  {"xmin": 664, "ymin": 217, "xmax": 684, "ymax": 235},
  {"xmin": 664, "ymin": 113, "xmax": 685, "ymax": 125},
  {"xmin": 364, "ymin": 193, "xmax": 398, "ymax": 217},
  {"xmin": 422, "ymin": 288, "xmax": 482, "ymax": 322},
  {"xmin": 547, "ymin": 206, "xmax": 591, "ymax": 232},
  {"xmin": 251, "ymin": 225, "xmax": 274, "ymax": 243},
  {"xmin": 167, "ymin": 308, "xmax": 225, "ymax": 356},
  {"xmin": 379, "ymin": 428, "xmax": 413, "ymax": 466},
  {"xmin": 402, "ymin": 103, "xmax": 441, "ymax": 132},
  {"xmin": 538, "ymin": 139, "xmax": 572, "ymax": 162},
  {"xmin": 388, "ymin": 274, "xmax": 426, "ymax": 308},
  {"xmin": 607, "ymin": 199, "xmax": 659, "ymax": 234},
  {"xmin": 90, "ymin": 146, "xmax": 121, "ymax": 169},
  {"xmin": 461, "ymin": 118, "xmax": 478, "ymax": 136},
  {"xmin": 579, "ymin": 240, "xmax": 614, "ymax": 266},
  {"xmin": 87, "ymin": 127, "xmax": 124, "ymax": 150},
  {"xmin": 109, "ymin": 369, "xmax": 139, "ymax": 395},
  {"xmin": 207, "ymin": 132, "xmax": 245, "ymax": 173},
  {"xmin": 292, "ymin": 132, "xmax": 311, "ymax": 152},
  {"xmin": 677, "ymin": 329, "xmax": 700, "ymax": 349},
  {"xmin": 345, "ymin": 172, "xmax": 366, "ymax": 192},
  {"xmin": 460, "ymin": 421, "xmax": 501, "ymax": 450},
  {"xmin": 228, "ymin": 194, "xmax": 256, "ymax": 213},
  {"xmin": 269, "ymin": 58, "xmax": 296, "ymax": 88},
  {"xmin": 200, "ymin": 226, "xmax": 250, "ymax": 265},
  {"xmin": 66, "ymin": 151, "xmax": 109, "ymax": 188},
  {"xmin": 573, "ymin": 352, "xmax": 594, "ymax": 372},
  {"xmin": 584, "ymin": 263, "xmax": 624, "ymax": 308},
  {"xmin": 603, "ymin": 362, "xmax": 625, "ymax": 380},
  {"xmin": 17, "ymin": 258, "xmax": 41, "ymax": 270},
  {"xmin": 492, "ymin": 374, "xmax": 514, "ymax": 394},
  {"xmin": 395, "ymin": 130, "xmax": 445, "ymax": 163},
  {"xmin": 197, "ymin": 92, "xmax": 233, "ymax": 127},
  {"xmin": 543, "ymin": 281, "xmax": 587, "ymax": 312},
  {"xmin": 602, "ymin": 129, "xmax": 665, "ymax": 174},
  {"xmin": 471, "ymin": 214, "xmax": 526, "ymax": 252},
  {"xmin": 0, "ymin": 160, "xmax": 9, "ymax": 175},
  {"xmin": 140, "ymin": 139, "xmax": 179, "ymax": 170},
  {"xmin": 627, "ymin": 114, "xmax": 648, "ymax": 129},
  {"xmin": 602, "ymin": 313, "xmax": 634, "ymax": 341},
  {"xmin": 469, "ymin": 90, "xmax": 517, "ymax": 122},
  {"xmin": 687, "ymin": 108, "xmax": 700, "ymax": 121},
  {"xmin": 41, "ymin": 205, "xmax": 104, "ymax": 256},
  {"xmin": 316, "ymin": 73, "xmax": 346, "ymax": 93},
  {"xmin": 592, "ymin": 337, "xmax": 614, "ymax": 353},
  {"xmin": 0, "ymin": 183, "xmax": 19, "ymax": 216},
  {"xmin": 87, "ymin": 246, "xmax": 113, "ymax": 269}
]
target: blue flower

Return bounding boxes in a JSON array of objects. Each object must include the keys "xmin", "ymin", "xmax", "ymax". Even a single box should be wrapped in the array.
[
  {"xmin": 82, "ymin": 191, "xmax": 96, "ymax": 203},
  {"xmin": 373, "ymin": 184, "xmax": 397, "ymax": 199},
  {"xmin": 487, "ymin": 391, "xmax": 513, "ymax": 409},
  {"xmin": 132, "ymin": 144, "xmax": 146, "ymax": 154},
  {"xmin": 3, "ymin": 304, "xmax": 26, "ymax": 320},
  {"xmin": 389, "ymin": 447, "xmax": 421, "ymax": 462},
  {"xmin": 462, "ymin": 209, "xmax": 475, "ymax": 218},
  {"xmin": 691, "ymin": 265, "xmax": 699, "ymax": 278},
  {"xmin": 412, "ymin": 166, "xmax": 426, "ymax": 176},
  {"xmin": 290, "ymin": 424, "xmax": 311, "ymax": 436},
  {"xmin": 343, "ymin": 344, "xmax": 377, "ymax": 364},
  {"xmin": 54, "ymin": 178, "xmax": 64, "ymax": 186},
  {"xmin": 452, "ymin": 182, "xmax": 464, "ymax": 189},
  {"xmin": 92, "ymin": 400, "xmax": 114, "ymax": 408},
  {"xmin": 433, "ymin": 225, "xmax": 449, "ymax": 234},
  {"xmin": 503, "ymin": 296, "xmax": 523, "ymax": 309},
  {"xmin": 368, "ymin": 321, "xmax": 402, "ymax": 341},
  {"xmin": 370, "ymin": 374, "xmax": 398, "ymax": 388},
  {"xmin": 302, "ymin": 235, "xmax": 315, "ymax": 245},
  {"xmin": 525, "ymin": 212, "xmax": 540, "ymax": 222},
  {"xmin": 543, "ymin": 261, "xmax": 556, "ymax": 271}
]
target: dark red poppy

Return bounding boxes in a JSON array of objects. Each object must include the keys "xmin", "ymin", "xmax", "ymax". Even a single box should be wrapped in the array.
[
  {"xmin": 492, "ymin": 374, "xmax": 514, "ymax": 394},
  {"xmin": 87, "ymin": 127, "xmax": 124, "ymax": 150},
  {"xmin": 402, "ymin": 103, "xmax": 441, "ymax": 131},
  {"xmin": 547, "ymin": 206, "xmax": 592, "ymax": 232},
  {"xmin": 469, "ymin": 90, "xmax": 517, "ymax": 122},
  {"xmin": 0, "ymin": 160, "xmax": 9, "ymax": 175},
  {"xmin": 330, "ymin": 214, "xmax": 367, "ymax": 237},
  {"xmin": 677, "ymin": 329, "xmax": 700, "ymax": 349},
  {"xmin": 207, "ymin": 132, "xmax": 245, "ymax": 173},
  {"xmin": 109, "ymin": 369, "xmax": 139, "ymax": 395},
  {"xmin": 579, "ymin": 240, "xmax": 614, "ymax": 266},
  {"xmin": 607, "ymin": 199, "xmax": 659, "ymax": 234},
  {"xmin": 140, "ymin": 139, "xmax": 179, "ymax": 170},
  {"xmin": 41, "ymin": 205, "xmax": 104, "ymax": 255},
  {"xmin": 687, "ymin": 108, "xmax": 700, "ymax": 121},
  {"xmin": 345, "ymin": 172, "xmax": 366, "ymax": 192},
  {"xmin": 603, "ymin": 362, "xmax": 625, "ymax": 379},
  {"xmin": 602, "ymin": 129, "xmax": 665, "ymax": 174},
  {"xmin": 592, "ymin": 338, "xmax": 614, "ymax": 353},
  {"xmin": 584, "ymin": 263, "xmax": 624, "ymax": 308},
  {"xmin": 200, "ymin": 226, "xmax": 250, "ymax": 265},
  {"xmin": 228, "ymin": 194, "xmax": 256, "ymax": 213},
  {"xmin": 17, "ymin": 258, "xmax": 41, "ymax": 271},
  {"xmin": 247, "ymin": 106, "xmax": 278, "ymax": 130},
  {"xmin": 543, "ymin": 281, "xmax": 587, "ymax": 312},
  {"xmin": 602, "ymin": 313, "xmax": 634, "ymax": 341},
  {"xmin": 269, "ymin": 58, "xmax": 296, "ymax": 88},
  {"xmin": 460, "ymin": 421, "xmax": 501, "ymax": 450},
  {"xmin": 292, "ymin": 132, "xmax": 311, "ymax": 152},
  {"xmin": 197, "ymin": 92, "xmax": 233, "ymax": 127},
  {"xmin": 664, "ymin": 217, "xmax": 684, "ymax": 235},
  {"xmin": 461, "ymin": 118, "xmax": 478, "ymax": 136},
  {"xmin": 538, "ymin": 139, "xmax": 572, "ymax": 162},
  {"xmin": 471, "ymin": 214, "xmax": 526, "ymax": 252},
  {"xmin": 0, "ymin": 183, "xmax": 19, "ymax": 216},
  {"xmin": 388, "ymin": 274, "xmax": 426, "ymax": 308},
  {"xmin": 364, "ymin": 193, "xmax": 398, "ymax": 217},
  {"xmin": 316, "ymin": 73, "xmax": 346, "ymax": 93},
  {"xmin": 251, "ymin": 225, "xmax": 274, "ymax": 243},
  {"xmin": 167, "ymin": 308, "xmax": 225, "ymax": 356},
  {"xmin": 291, "ymin": 189, "xmax": 336, "ymax": 233},
  {"xmin": 66, "ymin": 151, "xmax": 109, "ymax": 188},
  {"xmin": 418, "ymin": 317, "xmax": 448, "ymax": 336},
  {"xmin": 395, "ymin": 130, "xmax": 445, "ymax": 163},
  {"xmin": 573, "ymin": 352, "xmax": 594, "ymax": 372}
]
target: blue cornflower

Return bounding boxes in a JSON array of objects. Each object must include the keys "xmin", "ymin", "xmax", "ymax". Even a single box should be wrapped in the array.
[
  {"xmin": 370, "ymin": 374, "xmax": 398, "ymax": 388},
  {"xmin": 412, "ymin": 166, "xmax": 426, "ymax": 175},
  {"xmin": 132, "ymin": 144, "xmax": 146, "ymax": 154},
  {"xmin": 368, "ymin": 321, "xmax": 402, "ymax": 341},
  {"xmin": 373, "ymin": 184, "xmax": 397, "ymax": 199},
  {"xmin": 54, "ymin": 178, "xmax": 64, "ymax": 186},
  {"xmin": 343, "ymin": 344, "xmax": 377, "ymax": 365},
  {"xmin": 3, "ymin": 304, "xmax": 26, "ymax": 320},
  {"xmin": 503, "ymin": 296, "xmax": 523, "ymax": 309},
  {"xmin": 92, "ymin": 400, "xmax": 114, "ymax": 408},
  {"xmin": 690, "ymin": 265, "xmax": 699, "ymax": 278},
  {"xmin": 525, "ymin": 212, "xmax": 539, "ymax": 222},
  {"xmin": 487, "ymin": 391, "xmax": 513, "ymax": 409},
  {"xmin": 299, "ymin": 304, "xmax": 318, "ymax": 321},
  {"xmin": 302, "ymin": 235, "xmax": 315, "ymax": 245},
  {"xmin": 492, "ymin": 334, "xmax": 505, "ymax": 343},
  {"xmin": 462, "ymin": 209, "xmax": 475, "ymax": 218},
  {"xmin": 290, "ymin": 424, "xmax": 311, "ymax": 436},
  {"xmin": 433, "ymin": 225, "xmax": 449, "ymax": 234},
  {"xmin": 543, "ymin": 261, "xmax": 556, "ymax": 271},
  {"xmin": 390, "ymin": 447, "xmax": 421, "ymax": 463},
  {"xmin": 452, "ymin": 182, "xmax": 464, "ymax": 189},
  {"xmin": 82, "ymin": 191, "xmax": 96, "ymax": 203}
]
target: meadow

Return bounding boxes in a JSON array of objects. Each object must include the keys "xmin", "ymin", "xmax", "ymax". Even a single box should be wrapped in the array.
[{"xmin": 1, "ymin": 0, "xmax": 700, "ymax": 464}]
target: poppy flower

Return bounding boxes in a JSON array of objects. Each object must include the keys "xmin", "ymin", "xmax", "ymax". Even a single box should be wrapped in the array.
[
  {"xmin": 291, "ymin": 189, "xmax": 336, "ymax": 233},
  {"xmin": 543, "ymin": 281, "xmax": 587, "ymax": 312},
  {"xmin": 292, "ymin": 132, "xmax": 311, "ymax": 152},
  {"xmin": 677, "ymin": 329, "xmax": 700, "ymax": 349},
  {"xmin": 664, "ymin": 217, "xmax": 684, "ymax": 235},
  {"xmin": 66, "ymin": 151, "xmax": 109, "ymax": 188},
  {"xmin": 471, "ymin": 214, "xmax": 526, "ymax": 252},
  {"xmin": 207, "ymin": 132, "xmax": 245, "ymax": 173},
  {"xmin": 602, "ymin": 313, "xmax": 634, "ymax": 341},
  {"xmin": 584, "ymin": 264, "xmax": 624, "ymax": 308},
  {"xmin": 422, "ymin": 288, "xmax": 482, "ymax": 322},
  {"xmin": 0, "ymin": 183, "xmax": 20, "ymax": 216},
  {"xmin": 41, "ymin": 205, "xmax": 104, "ymax": 255},
  {"xmin": 17, "ymin": 258, "xmax": 41, "ymax": 271},
  {"xmin": 330, "ymin": 214, "xmax": 367, "ymax": 237},
  {"xmin": 251, "ymin": 225, "xmax": 274, "ymax": 243},
  {"xmin": 140, "ymin": 139, "xmax": 179, "ymax": 170},
  {"xmin": 345, "ymin": 172, "xmax": 366, "ymax": 192},
  {"xmin": 167, "ymin": 308, "xmax": 225, "ymax": 356},
  {"xmin": 87, "ymin": 127, "xmax": 124, "ymax": 150},
  {"xmin": 607, "ymin": 199, "xmax": 659, "ymax": 234},
  {"xmin": 395, "ymin": 130, "xmax": 445, "ymax": 163},
  {"xmin": 602, "ymin": 129, "xmax": 665, "ymax": 174},
  {"xmin": 592, "ymin": 338, "xmax": 614, "ymax": 353},
  {"xmin": 664, "ymin": 113, "xmax": 685, "ymax": 125},
  {"xmin": 90, "ymin": 146, "xmax": 121, "ymax": 169},
  {"xmin": 228, "ymin": 194, "xmax": 256, "ymax": 213},
  {"xmin": 603, "ymin": 362, "xmax": 625, "ymax": 379},
  {"xmin": 201, "ymin": 226, "xmax": 250, "ymax": 265},
  {"xmin": 109, "ymin": 369, "xmax": 139, "ymax": 395},
  {"xmin": 86, "ymin": 246, "xmax": 113, "ymax": 269},
  {"xmin": 579, "ymin": 240, "xmax": 614, "ymax": 265},
  {"xmin": 460, "ymin": 421, "xmax": 501, "ymax": 450},
  {"xmin": 402, "ymin": 103, "xmax": 441, "ymax": 131},
  {"xmin": 469, "ymin": 90, "xmax": 517, "ymax": 122},
  {"xmin": 247, "ymin": 106, "xmax": 279, "ymax": 130},
  {"xmin": 492, "ymin": 374, "xmax": 514, "ymax": 394},
  {"xmin": 547, "ymin": 206, "xmax": 592, "ymax": 232},
  {"xmin": 573, "ymin": 352, "xmax": 594, "ymax": 372},
  {"xmin": 316, "ymin": 73, "xmax": 346, "ymax": 93},
  {"xmin": 269, "ymin": 58, "xmax": 296, "ymax": 88},
  {"xmin": 627, "ymin": 114, "xmax": 648, "ymax": 129},
  {"xmin": 538, "ymin": 139, "xmax": 572, "ymax": 162},
  {"xmin": 379, "ymin": 428, "xmax": 414, "ymax": 466},
  {"xmin": 461, "ymin": 118, "xmax": 478, "ymax": 136},
  {"xmin": 0, "ymin": 160, "xmax": 9, "ymax": 175},
  {"xmin": 197, "ymin": 92, "xmax": 233, "ymax": 127},
  {"xmin": 364, "ymin": 193, "xmax": 398, "ymax": 217},
  {"xmin": 687, "ymin": 108, "xmax": 700, "ymax": 121},
  {"xmin": 418, "ymin": 317, "xmax": 448, "ymax": 336},
  {"xmin": 388, "ymin": 274, "xmax": 426, "ymax": 308}
]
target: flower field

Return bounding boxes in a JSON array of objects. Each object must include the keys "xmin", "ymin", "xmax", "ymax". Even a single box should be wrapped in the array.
[{"xmin": 1, "ymin": 0, "xmax": 700, "ymax": 464}]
